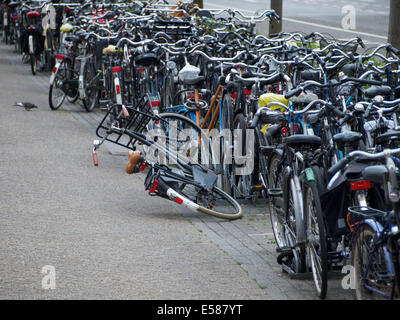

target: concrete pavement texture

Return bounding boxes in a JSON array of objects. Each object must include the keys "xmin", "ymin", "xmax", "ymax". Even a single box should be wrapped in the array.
[{"xmin": 0, "ymin": 43, "xmax": 354, "ymax": 300}]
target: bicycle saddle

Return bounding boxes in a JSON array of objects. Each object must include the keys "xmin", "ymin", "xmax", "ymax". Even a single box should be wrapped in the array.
[
  {"xmin": 362, "ymin": 165, "xmax": 388, "ymax": 184},
  {"xmin": 26, "ymin": 11, "xmax": 40, "ymax": 19},
  {"xmin": 333, "ymin": 131, "xmax": 363, "ymax": 145},
  {"xmin": 375, "ymin": 130, "xmax": 400, "ymax": 146},
  {"xmin": 284, "ymin": 134, "xmax": 322, "ymax": 149},
  {"xmin": 300, "ymin": 70, "xmax": 320, "ymax": 82},
  {"xmin": 290, "ymin": 93, "xmax": 318, "ymax": 106},
  {"xmin": 364, "ymin": 85, "xmax": 391, "ymax": 98},
  {"xmin": 64, "ymin": 35, "xmax": 80, "ymax": 43},
  {"xmin": 135, "ymin": 53, "xmax": 160, "ymax": 67}
]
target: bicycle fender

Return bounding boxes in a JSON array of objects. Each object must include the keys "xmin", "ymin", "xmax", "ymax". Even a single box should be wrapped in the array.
[
  {"xmin": 357, "ymin": 218, "xmax": 384, "ymax": 234},
  {"xmin": 166, "ymin": 187, "xmax": 200, "ymax": 212},
  {"xmin": 28, "ymin": 35, "xmax": 34, "ymax": 54},
  {"xmin": 78, "ymin": 57, "xmax": 91, "ymax": 100}
]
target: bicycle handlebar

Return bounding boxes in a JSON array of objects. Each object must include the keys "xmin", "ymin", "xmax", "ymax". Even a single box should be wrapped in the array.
[{"xmin": 328, "ymin": 148, "xmax": 400, "ymax": 176}]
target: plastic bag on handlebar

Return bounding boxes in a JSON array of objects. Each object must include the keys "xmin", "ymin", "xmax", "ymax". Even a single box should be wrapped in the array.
[
  {"xmin": 178, "ymin": 63, "xmax": 200, "ymax": 82},
  {"xmin": 258, "ymin": 93, "xmax": 288, "ymax": 111}
]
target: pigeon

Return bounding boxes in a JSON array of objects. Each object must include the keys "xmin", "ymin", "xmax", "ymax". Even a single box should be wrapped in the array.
[{"xmin": 14, "ymin": 102, "xmax": 39, "ymax": 111}]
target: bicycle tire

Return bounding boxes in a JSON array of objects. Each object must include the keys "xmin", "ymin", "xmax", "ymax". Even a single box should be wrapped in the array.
[
  {"xmin": 160, "ymin": 173, "xmax": 242, "ymax": 220},
  {"xmin": 81, "ymin": 59, "xmax": 99, "ymax": 112},
  {"xmin": 352, "ymin": 224, "xmax": 395, "ymax": 300},
  {"xmin": 48, "ymin": 59, "xmax": 68, "ymax": 110},
  {"xmin": 305, "ymin": 180, "xmax": 328, "ymax": 299},
  {"xmin": 284, "ymin": 174, "xmax": 307, "ymax": 273},
  {"xmin": 30, "ymin": 53, "xmax": 36, "ymax": 75},
  {"xmin": 268, "ymin": 153, "xmax": 286, "ymax": 249},
  {"xmin": 232, "ymin": 112, "xmax": 251, "ymax": 199},
  {"xmin": 220, "ymin": 93, "xmax": 234, "ymax": 195}
]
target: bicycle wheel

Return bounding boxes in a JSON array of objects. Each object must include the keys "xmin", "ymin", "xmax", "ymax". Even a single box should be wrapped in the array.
[
  {"xmin": 157, "ymin": 168, "xmax": 242, "ymax": 220},
  {"xmin": 48, "ymin": 59, "xmax": 68, "ymax": 110},
  {"xmin": 268, "ymin": 153, "xmax": 286, "ymax": 249},
  {"xmin": 305, "ymin": 180, "xmax": 328, "ymax": 299},
  {"xmin": 353, "ymin": 224, "xmax": 394, "ymax": 300},
  {"xmin": 30, "ymin": 53, "xmax": 36, "ymax": 75},
  {"xmin": 220, "ymin": 93, "xmax": 233, "ymax": 195},
  {"xmin": 284, "ymin": 175, "xmax": 307, "ymax": 273},
  {"xmin": 232, "ymin": 112, "xmax": 251, "ymax": 199},
  {"xmin": 81, "ymin": 59, "xmax": 99, "ymax": 112},
  {"xmin": 254, "ymin": 128, "xmax": 269, "ymax": 198},
  {"xmin": 162, "ymin": 74, "xmax": 175, "ymax": 110},
  {"xmin": 156, "ymin": 113, "xmax": 216, "ymax": 170}
]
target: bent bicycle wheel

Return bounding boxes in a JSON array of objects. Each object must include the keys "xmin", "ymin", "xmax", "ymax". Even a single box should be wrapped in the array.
[{"xmin": 164, "ymin": 176, "xmax": 242, "ymax": 220}]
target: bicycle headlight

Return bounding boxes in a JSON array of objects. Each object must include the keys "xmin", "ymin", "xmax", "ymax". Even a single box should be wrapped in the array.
[{"xmin": 166, "ymin": 61, "xmax": 176, "ymax": 71}]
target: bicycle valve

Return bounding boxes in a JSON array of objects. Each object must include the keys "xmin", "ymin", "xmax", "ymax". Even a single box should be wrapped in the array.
[{"xmin": 125, "ymin": 150, "xmax": 141, "ymax": 174}]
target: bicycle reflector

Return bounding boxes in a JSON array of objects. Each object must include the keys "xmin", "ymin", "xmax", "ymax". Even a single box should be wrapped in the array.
[
  {"xmin": 350, "ymin": 180, "xmax": 371, "ymax": 190},
  {"xmin": 149, "ymin": 180, "xmax": 159, "ymax": 193},
  {"xmin": 174, "ymin": 197, "xmax": 183, "ymax": 205},
  {"xmin": 139, "ymin": 163, "xmax": 146, "ymax": 172},
  {"xmin": 111, "ymin": 67, "xmax": 122, "ymax": 73}
]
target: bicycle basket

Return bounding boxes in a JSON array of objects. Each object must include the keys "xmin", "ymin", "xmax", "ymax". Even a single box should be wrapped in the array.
[{"xmin": 95, "ymin": 95, "xmax": 156, "ymax": 150}]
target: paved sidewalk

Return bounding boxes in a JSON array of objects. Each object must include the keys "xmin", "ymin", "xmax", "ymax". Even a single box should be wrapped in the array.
[{"xmin": 0, "ymin": 43, "xmax": 354, "ymax": 300}]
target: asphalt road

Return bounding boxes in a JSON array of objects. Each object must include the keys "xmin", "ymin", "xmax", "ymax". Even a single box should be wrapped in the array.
[{"xmin": 204, "ymin": 0, "xmax": 389, "ymax": 46}]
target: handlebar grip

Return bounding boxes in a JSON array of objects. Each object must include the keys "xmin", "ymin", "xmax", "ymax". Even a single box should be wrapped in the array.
[
  {"xmin": 249, "ymin": 113, "xmax": 260, "ymax": 129},
  {"xmin": 92, "ymin": 150, "xmax": 98, "ymax": 167},
  {"xmin": 273, "ymin": 12, "xmax": 280, "ymax": 20},
  {"xmin": 387, "ymin": 44, "xmax": 400, "ymax": 56},
  {"xmin": 357, "ymin": 37, "xmax": 365, "ymax": 49},
  {"xmin": 304, "ymin": 32, "xmax": 315, "ymax": 40},
  {"xmin": 125, "ymin": 150, "xmax": 141, "ymax": 174},
  {"xmin": 122, "ymin": 106, "xmax": 130, "ymax": 119},
  {"xmin": 284, "ymin": 87, "xmax": 303, "ymax": 99},
  {"xmin": 269, "ymin": 32, "xmax": 282, "ymax": 38},
  {"xmin": 327, "ymin": 155, "xmax": 352, "ymax": 176},
  {"xmin": 324, "ymin": 103, "xmax": 345, "ymax": 117},
  {"xmin": 338, "ymin": 114, "xmax": 352, "ymax": 126}
]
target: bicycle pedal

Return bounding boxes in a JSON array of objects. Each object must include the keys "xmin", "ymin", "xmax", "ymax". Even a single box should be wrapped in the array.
[
  {"xmin": 251, "ymin": 185, "xmax": 264, "ymax": 191},
  {"xmin": 276, "ymin": 246, "xmax": 292, "ymax": 253},
  {"xmin": 277, "ymin": 249, "xmax": 294, "ymax": 265}
]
